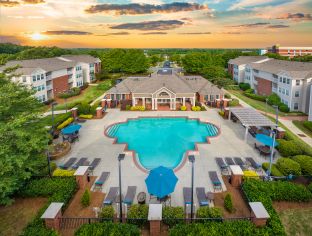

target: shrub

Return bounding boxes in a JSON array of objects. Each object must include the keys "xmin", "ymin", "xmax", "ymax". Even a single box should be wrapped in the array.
[
  {"xmin": 57, "ymin": 117, "xmax": 74, "ymax": 130},
  {"xmin": 239, "ymin": 83, "xmax": 251, "ymax": 91},
  {"xmin": 191, "ymin": 106, "xmax": 201, "ymax": 111},
  {"xmin": 279, "ymin": 104, "xmax": 289, "ymax": 113},
  {"xmin": 75, "ymin": 222, "xmax": 140, "ymax": 236},
  {"xmin": 224, "ymin": 84, "xmax": 239, "ymax": 90},
  {"xmin": 262, "ymin": 162, "xmax": 283, "ymax": 176},
  {"xmin": 224, "ymin": 193, "xmax": 234, "ymax": 213},
  {"xmin": 81, "ymin": 189, "xmax": 91, "ymax": 207},
  {"xmin": 267, "ymin": 93, "xmax": 281, "ymax": 106},
  {"xmin": 218, "ymin": 111, "xmax": 224, "ymax": 117},
  {"xmin": 277, "ymin": 139, "xmax": 303, "ymax": 156},
  {"xmin": 308, "ymin": 183, "xmax": 312, "ymax": 193},
  {"xmin": 99, "ymin": 206, "xmax": 115, "ymax": 219},
  {"xmin": 276, "ymin": 158, "xmax": 301, "ymax": 176},
  {"xmin": 130, "ymin": 106, "xmax": 145, "ymax": 111},
  {"xmin": 196, "ymin": 207, "xmax": 222, "ymax": 219},
  {"xmin": 200, "ymin": 106, "xmax": 206, "ymax": 111},
  {"xmin": 79, "ymin": 114, "xmax": 93, "ymax": 119},
  {"xmin": 244, "ymin": 91, "xmax": 267, "ymax": 102},
  {"xmin": 303, "ymin": 121, "xmax": 312, "ymax": 132},
  {"xmin": 77, "ymin": 102, "xmax": 92, "ymax": 115},
  {"xmin": 224, "ymin": 93, "xmax": 231, "ymax": 99},
  {"xmin": 127, "ymin": 204, "xmax": 148, "ymax": 226},
  {"xmin": 180, "ymin": 105, "xmax": 187, "ymax": 111},
  {"xmin": 243, "ymin": 170, "xmax": 259, "ymax": 178},
  {"xmin": 162, "ymin": 206, "xmax": 184, "ymax": 227},
  {"xmin": 52, "ymin": 169, "xmax": 75, "ymax": 177},
  {"xmin": 58, "ymin": 87, "xmax": 81, "ymax": 99},
  {"xmin": 126, "ymin": 105, "xmax": 131, "ymax": 110},
  {"xmin": 229, "ymin": 98, "xmax": 239, "ymax": 107},
  {"xmin": 52, "ymin": 112, "xmax": 72, "ymax": 127},
  {"xmin": 292, "ymin": 155, "xmax": 312, "ymax": 175}
]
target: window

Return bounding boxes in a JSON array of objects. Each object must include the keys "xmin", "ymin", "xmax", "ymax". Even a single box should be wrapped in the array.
[
  {"xmin": 294, "ymin": 103, "xmax": 299, "ymax": 110},
  {"xmin": 273, "ymin": 74, "xmax": 278, "ymax": 79},
  {"xmin": 282, "ymin": 88, "xmax": 285, "ymax": 94},
  {"xmin": 42, "ymin": 85, "xmax": 45, "ymax": 90},
  {"xmin": 279, "ymin": 77, "xmax": 282, "ymax": 83},
  {"xmin": 37, "ymin": 75, "xmax": 40, "ymax": 81},
  {"xmin": 283, "ymin": 78, "xmax": 286, "ymax": 83},
  {"xmin": 122, "ymin": 94, "xmax": 126, "ymax": 100},
  {"xmin": 111, "ymin": 94, "xmax": 115, "ymax": 100},
  {"xmin": 286, "ymin": 90, "xmax": 289, "ymax": 96},
  {"xmin": 295, "ymin": 91, "xmax": 300, "ymax": 97},
  {"xmin": 216, "ymin": 95, "xmax": 219, "ymax": 99},
  {"xmin": 278, "ymin": 87, "xmax": 281, "ymax": 93},
  {"xmin": 32, "ymin": 76, "xmax": 36, "ymax": 82},
  {"xmin": 22, "ymin": 76, "xmax": 26, "ymax": 82},
  {"xmin": 37, "ymin": 86, "xmax": 41, "ymax": 91},
  {"xmin": 287, "ymin": 79, "xmax": 290, "ymax": 84},
  {"xmin": 210, "ymin": 95, "xmax": 214, "ymax": 101},
  {"xmin": 76, "ymin": 66, "xmax": 82, "ymax": 71},
  {"xmin": 253, "ymin": 69, "xmax": 259, "ymax": 73},
  {"xmin": 41, "ymin": 74, "xmax": 44, "ymax": 80},
  {"xmin": 296, "ymin": 80, "xmax": 300, "ymax": 86},
  {"xmin": 204, "ymin": 95, "xmax": 209, "ymax": 101},
  {"xmin": 116, "ymin": 94, "xmax": 121, "ymax": 100}
]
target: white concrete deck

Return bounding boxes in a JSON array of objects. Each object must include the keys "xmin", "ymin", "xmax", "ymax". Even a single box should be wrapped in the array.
[{"xmin": 57, "ymin": 108, "xmax": 275, "ymax": 207}]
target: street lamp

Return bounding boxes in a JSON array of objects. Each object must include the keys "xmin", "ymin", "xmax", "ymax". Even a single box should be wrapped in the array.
[
  {"xmin": 118, "ymin": 153, "xmax": 125, "ymax": 223},
  {"xmin": 188, "ymin": 155, "xmax": 195, "ymax": 222},
  {"xmin": 268, "ymin": 105, "xmax": 279, "ymax": 176}
]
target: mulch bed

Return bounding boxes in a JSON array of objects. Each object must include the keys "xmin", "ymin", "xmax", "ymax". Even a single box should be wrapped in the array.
[{"xmin": 273, "ymin": 201, "xmax": 312, "ymax": 212}]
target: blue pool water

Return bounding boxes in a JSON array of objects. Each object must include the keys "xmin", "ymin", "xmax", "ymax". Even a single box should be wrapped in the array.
[{"xmin": 107, "ymin": 117, "xmax": 219, "ymax": 170}]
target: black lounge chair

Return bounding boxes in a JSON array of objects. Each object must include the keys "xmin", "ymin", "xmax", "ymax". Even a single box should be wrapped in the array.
[
  {"xmin": 103, "ymin": 187, "xmax": 119, "ymax": 205},
  {"xmin": 59, "ymin": 157, "xmax": 77, "ymax": 169},
  {"xmin": 72, "ymin": 157, "xmax": 88, "ymax": 169},
  {"xmin": 234, "ymin": 157, "xmax": 247, "ymax": 170},
  {"xmin": 215, "ymin": 157, "xmax": 228, "ymax": 170},
  {"xmin": 196, "ymin": 188, "xmax": 209, "ymax": 206},
  {"xmin": 89, "ymin": 158, "xmax": 101, "ymax": 171},
  {"xmin": 183, "ymin": 187, "xmax": 192, "ymax": 205},
  {"xmin": 123, "ymin": 186, "xmax": 137, "ymax": 205},
  {"xmin": 94, "ymin": 172, "xmax": 110, "ymax": 190},
  {"xmin": 209, "ymin": 171, "xmax": 222, "ymax": 191},
  {"xmin": 246, "ymin": 157, "xmax": 261, "ymax": 170},
  {"xmin": 225, "ymin": 157, "xmax": 235, "ymax": 166}
]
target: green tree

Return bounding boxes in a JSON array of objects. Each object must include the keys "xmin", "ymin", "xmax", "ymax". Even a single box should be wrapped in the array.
[{"xmin": 0, "ymin": 73, "xmax": 49, "ymax": 205}]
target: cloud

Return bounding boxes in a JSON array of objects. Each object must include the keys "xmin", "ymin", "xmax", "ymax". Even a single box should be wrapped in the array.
[
  {"xmin": 179, "ymin": 32, "xmax": 211, "ymax": 35},
  {"xmin": 22, "ymin": 0, "xmax": 44, "ymax": 3},
  {"xmin": 0, "ymin": 0, "xmax": 19, "ymax": 7},
  {"xmin": 140, "ymin": 32, "xmax": 167, "ymax": 35},
  {"xmin": 267, "ymin": 24, "xmax": 289, "ymax": 28},
  {"xmin": 42, "ymin": 30, "xmax": 93, "ymax": 35},
  {"xmin": 0, "ymin": 35, "xmax": 25, "ymax": 44},
  {"xmin": 85, "ymin": 2, "xmax": 208, "ymax": 15},
  {"xmin": 228, "ymin": 22, "xmax": 270, "ymax": 28},
  {"xmin": 220, "ymin": 32, "xmax": 241, "ymax": 34},
  {"xmin": 229, "ymin": 0, "xmax": 291, "ymax": 10},
  {"xmin": 97, "ymin": 32, "xmax": 130, "ymax": 36},
  {"xmin": 276, "ymin": 13, "xmax": 312, "ymax": 21},
  {"xmin": 110, "ymin": 20, "xmax": 184, "ymax": 31}
]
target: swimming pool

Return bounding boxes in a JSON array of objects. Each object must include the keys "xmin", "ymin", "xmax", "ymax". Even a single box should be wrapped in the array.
[{"xmin": 106, "ymin": 117, "xmax": 219, "ymax": 170}]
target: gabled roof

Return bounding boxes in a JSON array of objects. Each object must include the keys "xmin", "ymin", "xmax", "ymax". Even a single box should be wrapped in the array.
[{"xmin": 228, "ymin": 56, "xmax": 268, "ymax": 66}]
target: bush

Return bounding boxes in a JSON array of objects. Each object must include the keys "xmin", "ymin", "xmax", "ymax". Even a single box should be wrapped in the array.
[
  {"xmin": 127, "ymin": 204, "xmax": 148, "ymax": 226},
  {"xmin": 77, "ymin": 102, "xmax": 92, "ymax": 115},
  {"xmin": 277, "ymin": 139, "xmax": 303, "ymax": 156},
  {"xmin": 130, "ymin": 106, "xmax": 145, "ymax": 111},
  {"xmin": 52, "ymin": 168, "xmax": 75, "ymax": 177},
  {"xmin": 162, "ymin": 206, "xmax": 184, "ymax": 227},
  {"xmin": 58, "ymin": 87, "xmax": 81, "ymax": 99},
  {"xmin": 218, "ymin": 111, "xmax": 224, "ymax": 117},
  {"xmin": 262, "ymin": 162, "xmax": 283, "ymax": 176},
  {"xmin": 303, "ymin": 121, "xmax": 312, "ymax": 132},
  {"xmin": 196, "ymin": 207, "xmax": 222, "ymax": 219},
  {"xmin": 99, "ymin": 206, "xmax": 114, "ymax": 219},
  {"xmin": 200, "ymin": 106, "xmax": 206, "ymax": 111},
  {"xmin": 243, "ymin": 170, "xmax": 259, "ymax": 178},
  {"xmin": 81, "ymin": 189, "xmax": 91, "ymax": 207},
  {"xmin": 276, "ymin": 158, "xmax": 301, "ymax": 176},
  {"xmin": 79, "ymin": 114, "xmax": 93, "ymax": 119},
  {"xmin": 292, "ymin": 155, "xmax": 312, "ymax": 175},
  {"xmin": 229, "ymin": 98, "xmax": 239, "ymax": 107},
  {"xmin": 57, "ymin": 117, "xmax": 74, "ymax": 130},
  {"xmin": 180, "ymin": 105, "xmax": 187, "ymax": 111},
  {"xmin": 239, "ymin": 83, "xmax": 251, "ymax": 91},
  {"xmin": 279, "ymin": 104, "xmax": 289, "ymax": 113},
  {"xmin": 244, "ymin": 91, "xmax": 267, "ymax": 102},
  {"xmin": 224, "ymin": 193, "xmax": 234, "ymax": 213},
  {"xmin": 75, "ymin": 222, "xmax": 140, "ymax": 236},
  {"xmin": 308, "ymin": 183, "xmax": 312, "ymax": 193},
  {"xmin": 267, "ymin": 93, "xmax": 281, "ymax": 106},
  {"xmin": 224, "ymin": 93, "xmax": 231, "ymax": 99},
  {"xmin": 126, "ymin": 105, "xmax": 131, "ymax": 110},
  {"xmin": 191, "ymin": 106, "xmax": 201, "ymax": 111}
]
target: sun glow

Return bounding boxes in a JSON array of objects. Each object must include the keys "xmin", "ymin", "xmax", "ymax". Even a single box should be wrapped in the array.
[{"xmin": 30, "ymin": 32, "xmax": 45, "ymax": 40}]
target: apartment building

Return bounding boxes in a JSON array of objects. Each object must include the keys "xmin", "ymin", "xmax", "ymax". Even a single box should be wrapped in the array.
[
  {"xmin": 228, "ymin": 56, "xmax": 269, "ymax": 83},
  {"xmin": 229, "ymin": 56, "xmax": 312, "ymax": 114},
  {"xmin": 0, "ymin": 55, "xmax": 101, "ymax": 102},
  {"xmin": 266, "ymin": 45, "xmax": 312, "ymax": 57}
]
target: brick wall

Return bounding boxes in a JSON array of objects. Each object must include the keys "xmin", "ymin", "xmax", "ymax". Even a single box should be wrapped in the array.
[
  {"xmin": 255, "ymin": 77, "xmax": 272, "ymax": 96},
  {"xmin": 228, "ymin": 64, "xmax": 234, "ymax": 78},
  {"xmin": 52, "ymin": 75, "xmax": 69, "ymax": 97}
]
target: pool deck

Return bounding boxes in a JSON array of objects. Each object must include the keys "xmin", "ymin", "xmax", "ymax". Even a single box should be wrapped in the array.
[{"xmin": 58, "ymin": 108, "xmax": 275, "ymax": 207}]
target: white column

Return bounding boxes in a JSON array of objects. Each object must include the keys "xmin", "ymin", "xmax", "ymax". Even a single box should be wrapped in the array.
[
  {"xmin": 183, "ymin": 97, "xmax": 185, "ymax": 106},
  {"xmin": 155, "ymin": 99, "xmax": 158, "ymax": 110},
  {"xmin": 143, "ymin": 97, "xmax": 145, "ymax": 107},
  {"xmin": 244, "ymin": 126, "xmax": 249, "ymax": 142},
  {"xmin": 152, "ymin": 98, "xmax": 154, "ymax": 110},
  {"xmin": 228, "ymin": 111, "xmax": 231, "ymax": 120},
  {"xmin": 132, "ymin": 97, "xmax": 135, "ymax": 106}
]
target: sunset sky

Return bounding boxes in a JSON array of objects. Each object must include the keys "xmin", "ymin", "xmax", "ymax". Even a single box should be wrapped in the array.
[{"xmin": 0, "ymin": 0, "xmax": 311, "ymax": 48}]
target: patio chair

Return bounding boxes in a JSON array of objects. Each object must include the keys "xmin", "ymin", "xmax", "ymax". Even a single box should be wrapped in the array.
[
  {"xmin": 89, "ymin": 158, "xmax": 101, "ymax": 172},
  {"xmin": 234, "ymin": 157, "xmax": 247, "ymax": 170},
  {"xmin": 245, "ymin": 157, "xmax": 262, "ymax": 170},
  {"xmin": 225, "ymin": 157, "xmax": 235, "ymax": 166},
  {"xmin": 196, "ymin": 187, "xmax": 209, "ymax": 206},
  {"xmin": 209, "ymin": 171, "xmax": 222, "ymax": 191},
  {"xmin": 72, "ymin": 157, "xmax": 88, "ymax": 169},
  {"xmin": 59, "ymin": 157, "xmax": 77, "ymax": 170},
  {"xmin": 123, "ymin": 186, "xmax": 137, "ymax": 205},
  {"xmin": 215, "ymin": 157, "xmax": 228, "ymax": 172},
  {"xmin": 183, "ymin": 187, "xmax": 192, "ymax": 205},
  {"xmin": 103, "ymin": 187, "xmax": 119, "ymax": 205},
  {"xmin": 94, "ymin": 172, "xmax": 110, "ymax": 190}
]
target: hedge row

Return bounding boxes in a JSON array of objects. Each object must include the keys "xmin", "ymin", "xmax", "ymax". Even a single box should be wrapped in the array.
[
  {"xmin": 292, "ymin": 155, "xmax": 312, "ymax": 175},
  {"xmin": 262, "ymin": 162, "xmax": 283, "ymax": 177},
  {"xmin": 303, "ymin": 121, "xmax": 312, "ymax": 132},
  {"xmin": 276, "ymin": 158, "xmax": 301, "ymax": 176}
]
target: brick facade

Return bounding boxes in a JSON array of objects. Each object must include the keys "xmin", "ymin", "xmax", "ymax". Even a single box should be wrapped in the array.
[
  {"xmin": 255, "ymin": 77, "xmax": 272, "ymax": 96},
  {"xmin": 228, "ymin": 64, "xmax": 234, "ymax": 77},
  {"xmin": 52, "ymin": 75, "xmax": 69, "ymax": 96}
]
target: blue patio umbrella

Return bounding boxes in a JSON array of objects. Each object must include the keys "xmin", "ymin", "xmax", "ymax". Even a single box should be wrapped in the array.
[
  {"xmin": 61, "ymin": 124, "xmax": 82, "ymax": 135},
  {"xmin": 145, "ymin": 166, "xmax": 178, "ymax": 198},
  {"xmin": 256, "ymin": 134, "xmax": 278, "ymax": 147}
]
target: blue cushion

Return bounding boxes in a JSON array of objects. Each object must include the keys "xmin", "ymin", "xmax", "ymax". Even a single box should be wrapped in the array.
[{"xmin": 200, "ymin": 201, "xmax": 209, "ymax": 206}]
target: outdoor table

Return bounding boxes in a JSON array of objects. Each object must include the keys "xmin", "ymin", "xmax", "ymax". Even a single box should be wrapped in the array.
[
  {"xmin": 206, "ymin": 192, "xmax": 214, "ymax": 204},
  {"xmin": 259, "ymin": 145, "xmax": 271, "ymax": 156},
  {"xmin": 137, "ymin": 192, "xmax": 146, "ymax": 204}
]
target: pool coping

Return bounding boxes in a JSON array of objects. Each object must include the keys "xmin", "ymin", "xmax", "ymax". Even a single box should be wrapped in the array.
[{"xmin": 104, "ymin": 116, "xmax": 221, "ymax": 173}]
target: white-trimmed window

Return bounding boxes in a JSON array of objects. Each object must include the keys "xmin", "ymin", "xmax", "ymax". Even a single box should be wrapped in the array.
[
  {"xmin": 294, "ymin": 103, "xmax": 299, "ymax": 110},
  {"xmin": 283, "ymin": 78, "xmax": 286, "ymax": 83},
  {"xmin": 286, "ymin": 90, "xmax": 289, "ymax": 96},
  {"xmin": 22, "ymin": 76, "xmax": 27, "ymax": 82},
  {"xmin": 37, "ymin": 75, "xmax": 40, "ymax": 81},
  {"xmin": 296, "ymin": 80, "xmax": 300, "ymax": 86},
  {"xmin": 295, "ymin": 91, "xmax": 300, "ymax": 97},
  {"xmin": 287, "ymin": 79, "xmax": 290, "ymax": 84},
  {"xmin": 32, "ymin": 76, "xmax": 36, "ymax": 82}
]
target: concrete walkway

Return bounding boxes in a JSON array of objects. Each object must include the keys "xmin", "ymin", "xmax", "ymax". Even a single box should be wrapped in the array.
[
  {"xmin": 228, "ymin": 91, "xmax": 312, "ymax": 146},
  {"xmin": 42, "ymin": 110, "xmax": 68, "ymax": 117}
]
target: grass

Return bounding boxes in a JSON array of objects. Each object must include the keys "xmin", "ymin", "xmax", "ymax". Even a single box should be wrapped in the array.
[
  {"xmin": 292, "ymin": 121, "xmax": 312, "ymax": 138},
  {"xmin": 228, "ymin": 90, "xmax": 305, "ymax": 117},
  {"xmin": 278, "ymin": 208, "xmax": 312, "ymax": 236}
]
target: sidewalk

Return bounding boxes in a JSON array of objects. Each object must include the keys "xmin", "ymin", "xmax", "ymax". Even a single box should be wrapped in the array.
[
  {"xmin": 42, "ymin": 110, "xmax": 68, "ymax": 117},
  {"xmin": 228, "ymin": 91, "xmax": 312, "ymax": 146}
]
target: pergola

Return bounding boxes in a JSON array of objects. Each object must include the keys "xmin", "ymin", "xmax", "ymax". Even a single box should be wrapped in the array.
[{"xmin": 228, "ymin": 107, "xmax": 277, "ymax": 141}]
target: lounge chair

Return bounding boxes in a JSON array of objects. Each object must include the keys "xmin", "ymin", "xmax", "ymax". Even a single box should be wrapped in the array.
[
  {"xmin": 196, "ymin": 188, "xmax": 209, "ymax": 206},
  {"xmin": 103, "ymin": 187, "xmax": 119, "ymax": 205},
  {"xmin": 215, "ymin": 157, "xmax": 228, "ymax": 171},
  {"xmin": 225, "ymin": 157, "xmax": 235, "ymax": 166},
  {"xmin": 183, "ymin": 187, "xmax": 192, "ymax": 205},
  {"xmin": 59, "ymin": 157, "xmax": 77, "ymax": 169},
  {"xmin": 94, "ymin": 172, "xmax": 110, "ymax": 190},
  {"xmin": 234, "ymin": 157, "xmax": 247, "ymax": 170},
  {"xmin": 72, "ymin": 157, "xmax": 88, "ymax": 169},
  {"xmin": 123, "ymin": 186, "xmax": 137, "ymax": 205},
  {"xmin": 89, "ymin": 158, "xmax": 101, "ymax": 171},
  {"xmin": 246, "ymin": 157, "xmax": 261, "ymax": 170},
  {"xmin": 209, "ymin": 171, "xmax": 222, "ymax": 191}
]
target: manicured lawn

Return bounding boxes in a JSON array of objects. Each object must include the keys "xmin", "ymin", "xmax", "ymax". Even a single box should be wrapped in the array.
[
  {"xmin": 293, "ymin": 120, "xmax": 312, "ymax": 138},
  {"xmin": 278, "ymin": 208, "xmax": 312, "ymax": 236},
  {"xmin": 228, "ymin": 90, "xmax": 305, "ymax": 117}
]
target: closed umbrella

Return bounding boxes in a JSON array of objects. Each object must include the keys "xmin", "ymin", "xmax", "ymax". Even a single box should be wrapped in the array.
[
  {"xmin": 145, "ymin": 166, "xmax": 178, "ymax": 198},
  {"xmin": 256, "ymin": 134, "xmax": 278, "ymax": 147}
]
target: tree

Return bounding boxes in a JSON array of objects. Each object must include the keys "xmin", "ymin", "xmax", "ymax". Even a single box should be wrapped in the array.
[
  {"xmin": 149, "ymin": 55, "xmax": 162, "ymax": 66},
  {"xmin": 0, "ymin": 73, "xmax": 49, "ymax": 205}
]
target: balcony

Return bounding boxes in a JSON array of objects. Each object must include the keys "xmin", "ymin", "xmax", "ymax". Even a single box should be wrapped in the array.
[
  {"xmin": 68, "ymin": 78, "xmax": 73, "ymax": 83},
  {"xmin": 46, "ymin": 75, "xmax": 52, "ymax": 81},
  {"xmin": 46, "ymin": 84, "xmax": 53, "ymax": 90}
]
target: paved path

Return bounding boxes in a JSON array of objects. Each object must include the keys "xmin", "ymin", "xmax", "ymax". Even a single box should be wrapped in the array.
[
  {"xmin": 42, "ymin": 110, "xmax": 68, "ymax": 117},
  {"xmin": 228, "ymin": 91, "xmax": 312, "ymax": 146}
]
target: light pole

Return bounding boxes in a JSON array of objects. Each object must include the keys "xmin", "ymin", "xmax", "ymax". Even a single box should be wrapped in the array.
[
  {"xmin": 188, "ymin": 155, "xmax": 195, "ymax": 222},
  {"xmin": 64, "ymin": 98, "xmax": 68, "ymax": 113},
  {"xmin": 118, "ymin": 153, "xmax": 125, "ymax": 223},
  {"xmin": 268, "ymin": 105, "xmax": 279, "ymax": 176}
]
